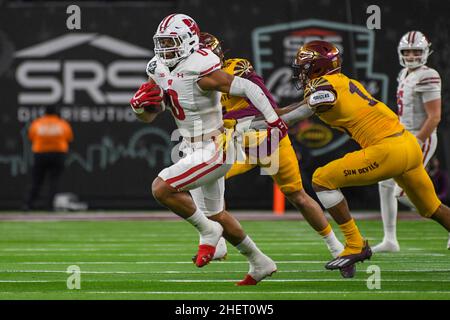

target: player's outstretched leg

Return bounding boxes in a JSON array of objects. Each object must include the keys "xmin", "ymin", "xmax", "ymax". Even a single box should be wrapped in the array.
[
  {"xmin": 234, "ymin": 236, "xmax": 277, "ymax": 286},
  {"xmin": 373, "ymin": 180, "xmax": 400, "ymax": 253},
  {"xmin": 430, "ymin": 204, "xmax": 450, "ymax": 233},
  {"xmin": 212, "ymin": 236, "xmax": 228, "ymax": 260},
  {"xmin": 152, "ymin": 177, "xmax": 223, "ymax": 267},
  {"xmin": 210, "ymin": 210, "xmax": 277, "ymax": 285},
  {"xmin": 285, "ymin": 190, "xmax": 354, "ymax": 278},
  {"xmin": 194, "ymin": 219, "xmax": 224, "ymax": 267},
  {"xmin": 394, "ymin": 161, "xmax": 450, "ymax": 249},
  {"xmin": 288, "ymin": 190, "xmax": 356, "ymax": 278},
  {"xmin": 313, "ymin": 184, "xmax": 372, "ymax": 270},
  {"xmin": 285, "ymin": 190, "xmax": 344, "ymax": 257},
  {"xmin": 424, "ymin": 204, "xmax": 450, "ymax": 251},
  {"xmin": 192, "ymin": 236, "xmax": 228, "ymax": 263}
]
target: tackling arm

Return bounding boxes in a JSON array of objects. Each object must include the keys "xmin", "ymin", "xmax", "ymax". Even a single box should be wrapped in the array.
[
  {"xmin": 249, "ymin": 83, "xmax": 337, "ymax": 130},
  {"xmin": 250, "ymin": 100, "xmax": 313, "ymax": 130},
  {"xmin": 198, "ymin": 70, "xmax": 279, "ymax": 123}
]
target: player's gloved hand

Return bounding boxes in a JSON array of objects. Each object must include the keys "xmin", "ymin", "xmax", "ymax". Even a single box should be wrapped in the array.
[
  {"xmin": 130, "ymin": 82, "xmax": 163, "ymax": 114},
  {"xmin": 265, "ymin": 117, "xmax": 288, "ymax": 153},
  {"xmin": 267, "ymin": 117, "xmax": 288, "ymax": 141}
]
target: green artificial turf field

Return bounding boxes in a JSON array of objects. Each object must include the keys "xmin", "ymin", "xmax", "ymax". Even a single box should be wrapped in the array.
[{"xmin": 0, "ymin": 218, "xmax": 449, "ymax": 300}]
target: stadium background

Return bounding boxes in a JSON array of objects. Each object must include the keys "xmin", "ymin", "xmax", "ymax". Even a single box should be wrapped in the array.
[{"xmin": 0, "ymin": 0, "xmax": 448, "ymax": 211}]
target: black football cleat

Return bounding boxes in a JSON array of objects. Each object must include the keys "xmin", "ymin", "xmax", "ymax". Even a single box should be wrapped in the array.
[
  {"xmin": 325, "ymin": 240, "xmax": 372, "ymax": 270},
  {"xmin": 339, "ymin": 264, "xmax": 356, "ymax": 278}
]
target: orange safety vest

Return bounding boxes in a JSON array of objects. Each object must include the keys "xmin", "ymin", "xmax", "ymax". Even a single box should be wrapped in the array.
[{"xmin": 28, "ymin": 115, "xmax": 73, "ymax": 153}]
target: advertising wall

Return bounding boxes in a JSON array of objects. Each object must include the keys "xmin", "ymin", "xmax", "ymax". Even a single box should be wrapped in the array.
[{"xmin": 0, "ymin": 0, "xmax": 448, "ymax": 209}]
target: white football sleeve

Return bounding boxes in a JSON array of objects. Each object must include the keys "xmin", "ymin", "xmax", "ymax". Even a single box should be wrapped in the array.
[
  {"xmin": 421, "ymin": 91, "xmax": 441, "ymax": 103},
  {"xmin": 230, "ymin": 76, "xmax": 278, "ymax": 123},
  {"xmin": 282, "ymin": 103, "xmax": 314, "ymax": 124}
]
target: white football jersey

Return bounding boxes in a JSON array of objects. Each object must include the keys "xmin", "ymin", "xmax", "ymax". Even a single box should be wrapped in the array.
[
  {"xmin": 146, "ymin": 49, "xmax": 222, "ymax": 138},
  {"xmin": 396, "ymin": 66, "xmax": 441, "ymax": 133}
]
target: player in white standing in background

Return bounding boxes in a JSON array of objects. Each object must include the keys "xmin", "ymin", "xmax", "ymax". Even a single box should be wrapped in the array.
[
  {"xmin": 130, "ymin": 14, "xmax": 289, "ymax": 284},
  {"xmin": 374, "ymin": 31, "xmax": 449, "ymax": 252}
]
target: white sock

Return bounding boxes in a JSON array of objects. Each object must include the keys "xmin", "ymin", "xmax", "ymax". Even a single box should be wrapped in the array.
[
  {"xmin": 379, "ymin": 183, "xmax": 398, "ymax": 242},
  {"xmin": 236, "ymin": 236, "xmax": 264, "ymax": 262},
  {"xmin": 186, "ymin": 208, "xmax": 213, "ymax": 234},
  {"xmin": 397, "ymin": 194, "xmax": 416, "ymax": 210},
  {"xmin": 322, "ymin": 230, "xmax": 344, "ymax": 258}
]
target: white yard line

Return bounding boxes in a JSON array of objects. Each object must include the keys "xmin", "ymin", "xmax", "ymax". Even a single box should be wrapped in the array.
[
  {"xmin": 0, "ymin": 242, "xmax": 327, "ymax": 248},
  {"xmin": 0, "ymin": 280, "xmax": 56, "ymax": 283},
  {"xmin": 0, "ymin": 237, "xmax": 444, "ymax": 242},
  {"xmin": 0, "ymin": 253, "xmax": 324, "ymax": 257},
  {"xmin": 1, "ymin": 269, "xmax": 450, "ymax": 274},
  {"xmin": 1, "ymin": 290, "xmax": 449, "ymax": 295},
  {"xmin": 0, "ymin": 252, "xmax": 446, "ymax": 257},
  {"xmin": 1, "ymin": 279, "xmax": 450, "ymax": 283},
  {"xmin": 0, "ymin": 248, "xmax": 197, "ymax": 252},
  {"xmin": 12, "ymin": 261, "xmax": 325, "ymax": 265},
  {"xmin": 158, "ymin": 279, "xmax": 450, "ymax": 283},
  {"xmin": 6, "ymin": 259, "xmax": 448, "ymax": 265}
]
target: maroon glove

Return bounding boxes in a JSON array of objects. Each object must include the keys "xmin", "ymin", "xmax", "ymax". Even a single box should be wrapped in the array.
[
  {"xmin": 130, "ymin": 82, "xmax": 163, "ymax": 114},
  {"xmin": 267, "ymin": 117, "xmax": 288, "ymax": 141},
  {"xmin": 264, "ymin": 117, "xmax": 288, "ymax": 155}
]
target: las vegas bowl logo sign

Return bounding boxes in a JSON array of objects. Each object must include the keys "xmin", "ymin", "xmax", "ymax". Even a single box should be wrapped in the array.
[
  {"xmin": 252, "ymin": 19, "xmax": 389, "ymax": 104},
  {"xmin": 252, "ymin": 19, "xmax": 389, "ymax": 156}
]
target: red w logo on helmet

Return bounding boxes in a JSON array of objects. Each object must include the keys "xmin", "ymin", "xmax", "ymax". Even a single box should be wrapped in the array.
[{"xmin": 182, "ymin": 18, "xmax": 200, "ymax": 35}]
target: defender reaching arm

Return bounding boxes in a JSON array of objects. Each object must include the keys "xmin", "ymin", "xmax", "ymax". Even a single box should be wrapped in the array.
[
  {"xmin": 198, "ymin": 68, "xmax": 288, "ymax": 134},
  {"xmin": 250, "ymin": 100, "xmax": 312, "ymax": 129}
]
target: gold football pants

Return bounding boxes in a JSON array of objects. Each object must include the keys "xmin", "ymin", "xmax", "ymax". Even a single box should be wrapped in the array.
[
  {"xmin": 226, "ymin": 135, "xmax": 303, "ymax": 194},
  {"xmin": 312, "ymin": 130, "xmax": 441, "ymax": 217}
]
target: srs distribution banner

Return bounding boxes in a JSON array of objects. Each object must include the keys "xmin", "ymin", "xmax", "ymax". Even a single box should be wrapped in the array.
[{"xmin": 0, "ymin": 3, "xmax": 176, "ymax": 209}]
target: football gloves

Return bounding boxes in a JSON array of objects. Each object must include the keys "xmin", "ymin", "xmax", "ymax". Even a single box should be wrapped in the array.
[{"xmin": 130, "ymin": 82, "xmax": 164, "ymax": 114}]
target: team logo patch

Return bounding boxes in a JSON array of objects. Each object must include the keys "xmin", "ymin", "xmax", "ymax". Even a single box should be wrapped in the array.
[
  {"xmin": 309, "ymin": 90, "xmax": 336, "ymax": 106},
  {"xmin": 147, "ymin": 60, "xmax": 157, "ymax": 75}
]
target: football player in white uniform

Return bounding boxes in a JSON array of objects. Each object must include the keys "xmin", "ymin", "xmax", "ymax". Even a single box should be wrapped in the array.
[
  {"xmin": 130, "ymin": 14, "xmax": 288, "ymax": 284},
  {"xmin": 374, "ymin": 31, "xmax": 448, "ymax": 252}
]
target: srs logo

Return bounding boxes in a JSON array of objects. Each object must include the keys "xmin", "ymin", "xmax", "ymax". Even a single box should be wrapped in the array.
[{"xmin": 15, "ymin": 33, "xmax": 153, "ymax": 105}]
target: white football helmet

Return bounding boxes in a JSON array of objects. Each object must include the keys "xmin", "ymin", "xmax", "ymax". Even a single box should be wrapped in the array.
[
  {"xmin": 398, "ymin": 31, "xmax": 432, "ymax": 69},
  {"xmin": 153, "ymin": 13, "xmax": 200, "ymax": 68}
]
